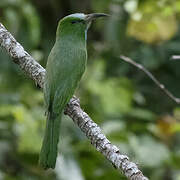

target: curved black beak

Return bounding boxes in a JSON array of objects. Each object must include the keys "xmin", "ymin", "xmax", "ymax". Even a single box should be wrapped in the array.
[{"xmin": 85, "ymin": 13, "xmax": 110, "ymax": 22}]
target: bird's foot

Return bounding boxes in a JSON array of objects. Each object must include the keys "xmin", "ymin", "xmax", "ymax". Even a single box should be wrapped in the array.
[
  {"xmin": 64, "ymin": 96, "xmax": 80, "ymax": 115},
  {"xmin": 71, "ymin": 96, "xmax": 80, "ymax": 106}
]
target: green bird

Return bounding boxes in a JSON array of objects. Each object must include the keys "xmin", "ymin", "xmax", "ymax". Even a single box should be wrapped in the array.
[{"xmin": 39, "ymin": 13, "xmax": 108, "ymax": 169}]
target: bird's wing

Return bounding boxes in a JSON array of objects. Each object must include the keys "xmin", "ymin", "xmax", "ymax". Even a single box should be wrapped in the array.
[{"xmin": 44, "ymin": 43, "xmax": 87, "ymax": 114}]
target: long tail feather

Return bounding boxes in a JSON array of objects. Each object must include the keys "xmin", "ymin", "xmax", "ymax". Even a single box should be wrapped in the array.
[{"xmin": 39, "ymin": 111, "xmax": 61, "ymax": 169}]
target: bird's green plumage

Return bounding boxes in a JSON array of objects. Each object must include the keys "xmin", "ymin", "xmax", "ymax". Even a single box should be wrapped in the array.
[
  {"xmin": 39, "ymin": 14, "xmax": 87, "ymax": 169},
  {"xmin": 39, "ymin": 13, "xmax": 108, "ymax": 169}
]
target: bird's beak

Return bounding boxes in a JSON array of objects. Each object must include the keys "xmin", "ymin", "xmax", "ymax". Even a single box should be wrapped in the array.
[{"xmin": 85, "ymin": 13, "xmax": 110, "ymax": 22}]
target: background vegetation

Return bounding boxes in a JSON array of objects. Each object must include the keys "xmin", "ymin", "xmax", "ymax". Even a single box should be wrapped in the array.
[{"xmin": 0, "ymin": 0, "xmax": 180, "ymax": 179}]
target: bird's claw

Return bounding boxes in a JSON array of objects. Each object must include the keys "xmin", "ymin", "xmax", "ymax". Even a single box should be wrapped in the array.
[
  {"xmin": 64, "ymin": 96, "xmax": 80, "ymax": 115},
  {"xmin": 35, "ymin": 81, "xmax": 41, "ymax": 89},
  {"xmin": 71, "ymin": 96, "xmax": 80, "ymax": 106}
]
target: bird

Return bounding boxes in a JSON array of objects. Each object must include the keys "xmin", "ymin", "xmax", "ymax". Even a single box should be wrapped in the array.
[{"xmin": 39, "ymin": 13, "xmax": 108, "ymax": 169}]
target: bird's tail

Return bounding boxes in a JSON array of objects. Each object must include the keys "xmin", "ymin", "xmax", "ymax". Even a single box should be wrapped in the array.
[{"xmin": 39, "ymin": 110, "xmax": 61, "ymax": 169}]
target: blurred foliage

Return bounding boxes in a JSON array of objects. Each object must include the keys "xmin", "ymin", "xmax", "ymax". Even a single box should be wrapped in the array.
[{"xmin": 0, "ymin": 0, "xmax": 180, "ymax": 179}]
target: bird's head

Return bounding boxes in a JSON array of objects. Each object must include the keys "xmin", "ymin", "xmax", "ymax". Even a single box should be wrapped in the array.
[{"xmin": 56, "ymin": 13, "xmax": 109, "ymax": 39}]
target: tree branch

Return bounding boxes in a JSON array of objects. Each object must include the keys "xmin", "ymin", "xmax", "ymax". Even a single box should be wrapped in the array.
[
  {"xmin": 120, "ymin": 55, "xmax": 180, "ymax": 104},
  {"xmin": 0, "ymin": 22, "xmax": 148, "ymax": 180}
]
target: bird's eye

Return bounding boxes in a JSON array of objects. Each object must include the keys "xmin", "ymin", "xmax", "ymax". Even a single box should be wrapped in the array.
[
  {"xmin": 71, "ymin": 21, "xmax": 77, "ymax": 24},
  {"xmin": 71, "ymin": 20, "xmax": 84, "ymax": 24}
]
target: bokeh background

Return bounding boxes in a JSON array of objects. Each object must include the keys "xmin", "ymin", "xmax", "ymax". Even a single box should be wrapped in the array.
[{"xmin": 0, "ymin": 0, "xmax": 180, "ymax": 179}]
